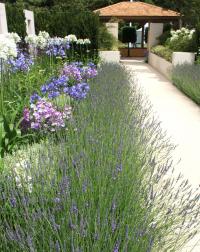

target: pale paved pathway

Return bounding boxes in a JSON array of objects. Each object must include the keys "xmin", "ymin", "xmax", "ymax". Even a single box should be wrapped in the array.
[{"xmin": 122, "ymin": 60, "xmax": 200, "ymax": 252}]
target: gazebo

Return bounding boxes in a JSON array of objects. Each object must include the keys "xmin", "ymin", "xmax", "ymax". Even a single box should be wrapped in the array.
[{"xmin": 94, "ymin": 1, "xmax": 181, "ymax": 57}]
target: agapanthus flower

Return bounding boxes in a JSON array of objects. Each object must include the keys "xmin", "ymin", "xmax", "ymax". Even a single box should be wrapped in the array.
[
  {"xmin": 0, "ymin": 34, "xmax": 17, "ymax": 60},
  {"xmin": 41, "ymin": 75, "xmax": 68, "ymax": 97},
  {"xmin": 7, "ymin": 52, "xmax": 34, "ymax": 73},
  {"xmin": 6, "ymin": 32, "xmax": 21, "ymax": 43},
  {"xmin": 76, "ymin": 39, "xmax": 84, "ymax": 45},
  {"xmin": 46, "ymin": 37, "xmax": 70, "ymax": 57},
  {"xmin": 83, "ymin": 38, "xmax": 91, "ymax": 45},
  {"xmin": 65, "ymin": 34, "xmax": 78, "ymax": 43},
  {"xmin": 30, "ymin": 93, "xmax": 41, "ymax": 103},
  {"xmin": 25, "ymin": 34, "xmax": 38, "ymax": 47},
  {"xmin": 61, "ymin": 63, "xmax": 83, "ymax": 83},
  {"xmin": 65, "ymin": 82, "xmax": 90, "ymax": 100}
]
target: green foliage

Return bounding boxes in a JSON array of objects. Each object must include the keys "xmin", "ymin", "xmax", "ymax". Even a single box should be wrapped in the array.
[
  {"xmin": 34, "ymin": 7, "xmax": 100, "ymax": 49},
  {"xmin": 0, "ymin": 115, "xmax": 29, "ymax": 158},
  {"xmin": 151, "ymin": 45, "xmax": 173, "ymax": 62},
  {"xmin": 166, "ymin": 32, "xmax": 197, "ymax": 53},
  {"xmin": 98, "ymin": 25, "xmax": 117, "ymax": 50},
  {"xmin": 158, "ymin": 24, "xmax": 172, "ymax": 45},
  {"xmin": 6, "ymin": 2, "xmax": 26, "ymax": 38},
  {"xmin": 122, "ymin": 26, "xmax": 137, "ymax": 44},
  {"xmin": 172, "ymin": 64, "xmax": 200, "ymax": 105},
  {"xmin": 158, "ymin": 30, "xmax": 171, "ymax": 45}
]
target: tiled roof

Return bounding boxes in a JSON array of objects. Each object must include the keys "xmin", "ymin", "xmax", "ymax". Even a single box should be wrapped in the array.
[{"xmin": 94, "ymin": 1, "xmax": 180, "ymax": 18}]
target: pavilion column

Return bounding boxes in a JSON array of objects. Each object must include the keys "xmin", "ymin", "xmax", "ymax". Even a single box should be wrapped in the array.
[
  {"xmin": 105, "ymin": 22, "xmax": 119, "ymax": 40},
  {"xmin": 148, "ymin": 23, "xmax": 163, "ymax": 51}
]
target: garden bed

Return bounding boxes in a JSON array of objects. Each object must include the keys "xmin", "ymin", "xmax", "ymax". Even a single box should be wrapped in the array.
[
  {"xmin": 1, "ymin": 61, "xmax": 200, "ymax": 251},
  {"xmin": 0, "ymin": 31, "xmax": 200, "ymax": 252}
]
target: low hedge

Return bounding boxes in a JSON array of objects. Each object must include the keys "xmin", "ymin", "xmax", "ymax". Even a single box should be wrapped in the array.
[{"xmin": 151, "ymin": 45, "xmax": 173, "ymax": 62}]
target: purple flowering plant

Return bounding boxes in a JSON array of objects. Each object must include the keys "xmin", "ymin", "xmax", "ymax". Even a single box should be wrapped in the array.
[
  {"xmin": 21, "ymin": 61, "xmax": 97, "ymax": 133},
  {"xmin": 7, "ymin": 52, "xmax": 34, "ymax": 73},
  {"xmin": 46, "ymin": 38, "xmax": 70, "ymax": 58},
  {"xmin": 41, "ymin": 62, "xmax": 97, "ymax": 101},
  {"xmin": 22, "ymin": 98, "xmax": 72, "ymax": 132}
]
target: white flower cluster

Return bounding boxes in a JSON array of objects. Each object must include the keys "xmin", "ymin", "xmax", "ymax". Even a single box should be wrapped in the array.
[
  {"xmin": 37, "ymin": 31, "xmax": 50, "ymax": 49},
  {"xmin": 5, "ymin": 32, "xmax": 21, "ymax": 43},
  {"xmin": 25, "ymin": 31, "xmax": 91, "ymax": 49},
  {"xmin": 65, "ymin": 34, "xmax": 78, "ymax": 43},
  {"xmin": 76, "ymin": 38, "xmax": 91, "ymax": 45},
  {"xmin": 25, "ymin": 34, "xmax": 38, "ymax": 46},
  {"xmin": 170, "ymin": 27, "xmax": 195, "ymax": 42},
  {"xmin": 0, "ymin": 34, "xmax": 18, "ymax": 60},
  {"xmin": 25, "ymin": 31, "xmax": 50, "ymax": 49}
]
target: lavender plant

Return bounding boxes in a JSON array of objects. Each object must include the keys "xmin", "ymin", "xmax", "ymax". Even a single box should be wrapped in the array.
[
  {"xmin": 172, "ymin": 64, "xmax": 200, "ymax": 105},
  {"xmin": 1, "ymin": 63, "xmax": 199, "ymax": 251}
]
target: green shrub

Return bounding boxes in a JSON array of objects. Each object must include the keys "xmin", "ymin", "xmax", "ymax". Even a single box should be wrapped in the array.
[
  {"xmin": 151, "ymin": 45, "xmax": 173, "ymax": 62},
  {"xmin": 98, "ymin": 25, "xmax": 117, "ymax": 50},
  {"xmin": 158, "ymin": 30, "xmax": 171, "ymax": 45},
  {"xmin": 166, "ymin": 28, "xmax": 197, "ymax": 52},
  {"xmin": 35, "ymin": 7, "xmax": 100, "ymax": 49},
  {"xmin": 172, "ymin": 64, "xmax": 200, "ymax": 105},
  {"xmin": 6, "ymin": 3, "xmax": 26, "ymax": 38}
]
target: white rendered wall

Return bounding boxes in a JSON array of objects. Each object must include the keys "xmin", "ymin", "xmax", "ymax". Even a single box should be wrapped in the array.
[
  {"xmin": 24, "ymin": 10, "xmax": 35, "ymax": 35},
  {"xmin": 99, "ymin": 51, "xmax": 120, "ymax": 63},
  {"xmin": 0, "ymin": 3, "xmax": 8, "ymax": 34},
  {"xmin": 105, "ymin": 22, "xmax": 118, "ymax": 39},
  {"xmin": 148, "ymin": 23, "xmax": 163, "ymax": 50},
  {"xmin": 149, "ymin": 52, "xmax": 172, "ymax": 80}
]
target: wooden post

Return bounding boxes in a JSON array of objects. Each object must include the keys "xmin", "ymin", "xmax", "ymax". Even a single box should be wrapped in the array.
[{"xmin": 141, "ymin": 24, "xmax": 145, "ymax": 48}]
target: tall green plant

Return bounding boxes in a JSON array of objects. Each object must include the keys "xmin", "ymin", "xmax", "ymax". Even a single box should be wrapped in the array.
[
  {"xmin": 6, "ymin": 2, "xmax": 26, "ymax": 38},
  {"xmin": 122, "ymin": 26, "xmax": 137, "ymax": 56}
]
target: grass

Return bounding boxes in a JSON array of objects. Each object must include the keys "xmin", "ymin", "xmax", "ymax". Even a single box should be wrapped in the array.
[
  {"xmin": 172, "ymin": 64, "xmax": 200, "ymax": 105},
  {"xmin": 0, "ymin": 63, "xmax": 199, "ymax": 251}
]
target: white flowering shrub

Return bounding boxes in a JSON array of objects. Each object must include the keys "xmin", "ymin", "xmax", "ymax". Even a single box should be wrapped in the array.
[{"xmin": 167, "ymin": 27, "xmax": 197, "ymax": 52}]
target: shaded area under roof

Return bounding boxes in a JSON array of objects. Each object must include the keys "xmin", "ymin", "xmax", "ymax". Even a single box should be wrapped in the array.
[{"xmin": 94, "ymin": 1, "xmax": 180, "ymax": 22}]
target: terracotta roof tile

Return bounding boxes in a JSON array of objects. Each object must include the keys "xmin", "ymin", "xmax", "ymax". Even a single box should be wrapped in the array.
[{"xmin": 94, "ymin": 1, "xmax": 180, "ymax": 18}]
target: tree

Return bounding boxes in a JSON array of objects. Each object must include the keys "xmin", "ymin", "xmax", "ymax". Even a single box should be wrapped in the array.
[{"xmin": 122, "ymin": 26, "xmax": 137, "ymax": 57}]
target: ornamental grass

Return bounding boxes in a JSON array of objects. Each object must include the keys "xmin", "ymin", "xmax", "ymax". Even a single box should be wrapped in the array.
[{"xmin": 1, "ymin": 63, "xmax": 200, "ymax": 251}]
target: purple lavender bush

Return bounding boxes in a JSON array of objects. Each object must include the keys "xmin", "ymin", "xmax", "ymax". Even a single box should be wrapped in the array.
[{"xmin": 1, "ymin": 63, "xmax": 199, "ymax": 251}]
